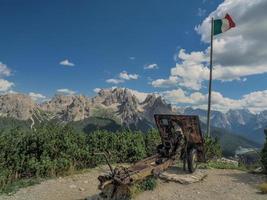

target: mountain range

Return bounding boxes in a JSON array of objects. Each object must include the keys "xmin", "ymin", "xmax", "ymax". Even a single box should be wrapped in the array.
[
  {"xmin": 0, "ymin": 88, "xmax": 265, "ymax": 151},
  {"xmin": 183, "ymin": 107, "xmax": 266, "ymax": 144},
  {"xmin": 0, "ymin": 88, "xmax": 172, "ymax": 131}
]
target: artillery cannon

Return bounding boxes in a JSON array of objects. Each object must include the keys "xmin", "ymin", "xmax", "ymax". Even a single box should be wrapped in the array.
[{"xmin": 97, "ymin": 115, "xmax": 205, "ymax": 199}]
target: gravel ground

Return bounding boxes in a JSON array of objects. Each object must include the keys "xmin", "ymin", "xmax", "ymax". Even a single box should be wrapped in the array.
[
  {"xmin": 136, "ymin": 169, "xmax": 267, "ymax": 200},
  {"xmin": 0, "ymin": 167, "xmax": 266, "ymax": 200}
]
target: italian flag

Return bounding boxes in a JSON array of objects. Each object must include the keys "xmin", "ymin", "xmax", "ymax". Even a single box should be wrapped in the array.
[{"xmin": 213, "ymin": 14, "xmax": 236, "ymax": 35}]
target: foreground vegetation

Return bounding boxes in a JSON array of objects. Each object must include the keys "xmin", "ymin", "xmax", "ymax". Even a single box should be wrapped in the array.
[
  {"xmin": 0, "ymin": 119, "xmax": 266, "ymax": 194},
  {"xmin": 0, "ymin": 122, "xmax": 161, "ymax": 193}
]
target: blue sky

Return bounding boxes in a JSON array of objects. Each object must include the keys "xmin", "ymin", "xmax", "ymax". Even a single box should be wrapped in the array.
[{"xmin": 0, "ymin": 0, "xmax": 267, "ymax": 112}]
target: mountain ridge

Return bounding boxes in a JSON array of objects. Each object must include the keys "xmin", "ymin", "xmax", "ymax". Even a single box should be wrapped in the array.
[
  {"xmin": 183, "ymin": 107, "xmax": 266, "ymax": 144},
  {"xmin": 0, "ymin": 88, "xmax": 173, "ymax": 130},
  {"xmin": 0, "ymin": 88, "xmax": 266, "ymax": 144}
]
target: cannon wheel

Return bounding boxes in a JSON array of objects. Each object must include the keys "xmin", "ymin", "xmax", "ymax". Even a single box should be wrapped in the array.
[{"xmin": 187, "ymin": 148, "xmax": 198, "ymax": 173}]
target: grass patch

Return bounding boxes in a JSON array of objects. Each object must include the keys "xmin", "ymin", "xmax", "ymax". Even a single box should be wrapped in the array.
[
  {"xmin": 0, "ymin": 178, "xmax": 41, "ymax": 195},
  {"xmin": 131, "ymin": 176, "xmax": 157, "ymax": 197},
  {"xmin": 138, "ymin": 176, "xmax": 157, "ymax": 191},
  {"xmin": 258, "ymin": 183, "xmax": 267, "ymax": 194}
]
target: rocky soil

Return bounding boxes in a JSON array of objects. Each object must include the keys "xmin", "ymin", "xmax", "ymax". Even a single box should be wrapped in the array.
[{"xmin": 0, "ymin": 167, "xmax": 266, "ymax": 200}]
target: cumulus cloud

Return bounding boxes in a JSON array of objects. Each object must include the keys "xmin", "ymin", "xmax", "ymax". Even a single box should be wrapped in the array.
[
  {"xmin": 29, "ymin": 92, "xmax": 47, "ymax": 102},
  {"xmin": 162, "ymin": 88, "xmax": 267, "ymax": 113},
  {"xmin": 151, "ymin": 76, "xmax": 179, "ymax": 88},
  {"xmin": 152, "ymin": 0, "xmax": 267, "ymax": 90},
  {"xmin": 144, "ymin": 64, "xmax": 158, "ymax": 70},
  {"xmin": 56, "ymin": 88, "xmax": 76, "ymax": 95},
  {"xmin": 106, "ymin": 78, "xmax": 124, "ymax": 84},
  {"xmin": 119, "ymin": 71, "xmax": 139, "ymax": 80},
  {"xmin": 152, "ymin": 49, "xmax": 210, "ymax": 90},
  {"xmin": 0, "ymin": 79, "xmax": 14, "ymax": 92},
  {"xmin": 0, "ymin": 63, "xmax": 13, "ymax": 92},
  {"xmin": 128, "ymin": 89, "xmax": 149, "ymax": 102},
  {"xmin": 59, "ymin": 59, "xmax": 75, "ymax": 67},
  {"xmin": 106, "ymin": 71, "xmax": 139, "ymax": 85},
  {"xmin": 0, "ymin": 62, "xmax": 11, "ymax": 77},
  {"xmin": 195, "ymin": 0, "xmax": 267, "ymax": 78}
]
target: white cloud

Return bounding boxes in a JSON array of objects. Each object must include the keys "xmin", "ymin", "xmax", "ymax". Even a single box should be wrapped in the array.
[
  {"xmin": 106, "ymin": 78, "xmax": 124, "ymax": 84},
  {"xmin": 29, "ymin": 92, "xmax": 47, "ymax": 102},
  {"xmin": 56, "ymin": 88, "xmax": 76, "ymax": 95},
  {"xmin": 106, "ymin": 71, "xmax": 139, "ymax": 85},
  {"xmin": 119, "ymin": 71, "xmax": 139, "ymax": 80},
  {"xmin": 152, "ymin": 49, "xmax": 210, "ymax": 90},
  {"xmin": 128, "ymin": 89, "xmax": 149, "ymax": 102},
  {"xmin": 129, "ymin": 57, "xmax": 135, "ymax": 60},
  {"xmin": 0, "ymin": 62, "xmax": 12, "ymax": 77},
  {"xmin": 0, "ymin": 79, "xmax": 14, "ymax": 92},
  {"xmin": 59, "ymin": 59, "xmax": 75, "ymax": 67},
  {"xmin": 197, "ymin": 8, "xmax": 206, "ymax": 17},
  {"xmin": 151, "ymin": 76, "xmax": 179, "ymax": 88},
  {"xmin": 153, "ymin": 0, "xmax": 267, "ymax": 91},
  {"xmin": 144, "ymin": 64, "xmax": 158, "ymax": 70},
  {"xmin": 93, "ymin": 88, "xmax": 101, "ymax": 93},
  {"xmin": 195, "ymin": 0, "xmax": 267, "ymax": 77},
  {"xmin": 162, "ymin": 88, "xmax": 267, "ymax": 113}
]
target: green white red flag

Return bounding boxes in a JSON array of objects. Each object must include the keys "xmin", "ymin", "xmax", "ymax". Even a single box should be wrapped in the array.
[{"xmin": 213, "ymin": 14, "xmax": 236, "ymax": 35}]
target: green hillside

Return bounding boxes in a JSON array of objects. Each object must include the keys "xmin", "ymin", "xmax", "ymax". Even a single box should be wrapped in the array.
[
  {"xmin": 69, "ymin": 117, "xmax": 123, "ymax": 133},
  {"xmin": 0, "ymin": 117, "xmax": 31, "ymax": 131},
  {"xmin": 211, "ymin": 127, "xmax": 261, "ymax": 156}
]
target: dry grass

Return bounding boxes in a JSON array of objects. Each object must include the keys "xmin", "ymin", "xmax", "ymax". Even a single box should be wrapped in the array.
[{"xmin": 258, "ymin": 182, "xmax": 267, "ymax": 194}]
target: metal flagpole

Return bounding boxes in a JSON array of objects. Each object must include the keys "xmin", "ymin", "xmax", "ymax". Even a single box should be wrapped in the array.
[{"xmin": 206, "ymin": 17, "xmax": 214, "ymax": 137}]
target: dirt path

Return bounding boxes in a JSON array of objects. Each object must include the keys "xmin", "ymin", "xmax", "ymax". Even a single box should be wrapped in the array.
[{"xmin": 0, "ymin": 167, "xmax": 266, "ymax": 200}]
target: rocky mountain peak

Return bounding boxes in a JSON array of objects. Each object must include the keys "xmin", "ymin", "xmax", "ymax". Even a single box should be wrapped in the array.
[
  {"xmin": 0, "ymin": 93, "xmax": 36, "ymax": 120},
  {"xmin": 93, "ymin": 88, "xmax": 139, "ymax": 106},
  {"xmin": 226, "ymin": 109, "xmax": 254, "ymax": 125},
  {"xmin": 40, "ymin": 95, "xmax": 92, "ymax": 121},
  {"xmin": 0, "ymin": 88, "xmax": 170, "ymax": 130}
]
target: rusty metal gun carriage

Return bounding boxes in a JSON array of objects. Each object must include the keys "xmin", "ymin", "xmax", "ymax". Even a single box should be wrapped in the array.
[{"xmin": 98, "ymin": 114, "xmax": 205, "ymax": 199}]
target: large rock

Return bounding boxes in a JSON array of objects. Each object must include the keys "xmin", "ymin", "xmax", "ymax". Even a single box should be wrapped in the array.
[{"xmin": 159, "ymin": 166, "xmax": 208, "ymax": 184}]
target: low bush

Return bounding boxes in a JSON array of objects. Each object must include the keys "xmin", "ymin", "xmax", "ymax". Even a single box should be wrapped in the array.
[
  {"xmin": 131, "ymin": 176, "xmax": 158, "ymax": 197},
  {"xmin": 0, "ymin": 122, "xmax": 161, "ymax": 193},
  {"xmin": 204, "ymin": 136, "xmax": 222, "ymax": 161},
  {"xmin": 258, "ymin": 182, "xmax": 267, "ymax": 194},
  {"xmin": 138, "ymin": 176, "xmax": 157, "ymax": 191}
]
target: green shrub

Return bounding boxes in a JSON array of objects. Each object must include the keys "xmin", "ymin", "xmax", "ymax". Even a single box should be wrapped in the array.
[
  {"xmin": 138, "ymin": 177, "xmax": 157, "ymax": 191},
  {"xmin": 0, "ymin": 120, "xmax": 160, "ymax": 193},
  {"xmin": 258, "ymin": 182, "xmax": 267, "ymax": 194},
  {"xmin": 144, "ymin": 129, "xmax": 161, "ymax": 157},
  {"xmin": 131, "ymin": 176, "xmax": 157, "ymax": 197},
  {"xmin": 204, "ymin": 136, "xmax": 222, "ymax": 160}
]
